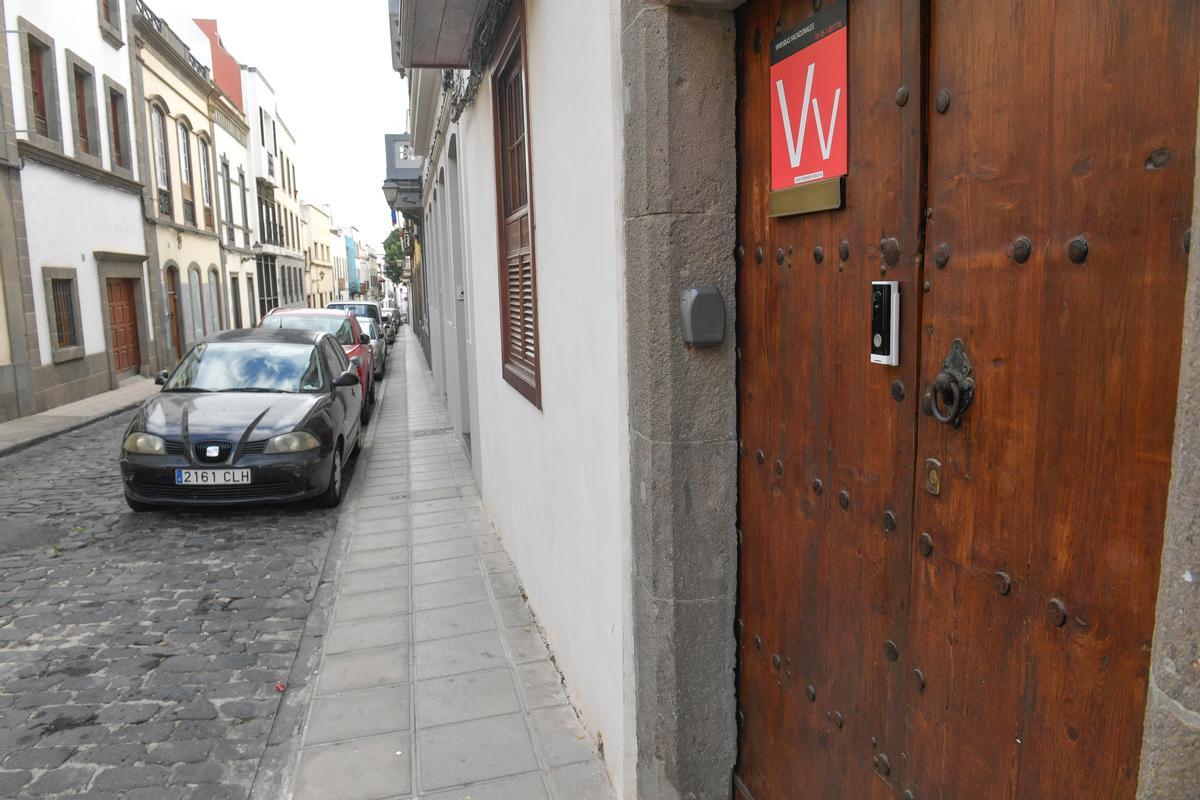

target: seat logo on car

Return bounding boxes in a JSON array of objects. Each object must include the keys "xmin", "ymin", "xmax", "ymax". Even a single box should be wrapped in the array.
[{"xmin": 206, "ymin": 445, "xmax": 220, "ymax": 458}]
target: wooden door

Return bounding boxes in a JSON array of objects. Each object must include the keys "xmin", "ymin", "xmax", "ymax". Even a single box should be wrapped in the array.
[
  {"xmin": 106, "ymin": 278, "xmax": 141, "ymax": 375},
  {"xmin": 166, "ymin": 267, "xmax": 183, "ymax": 361},
  {"xmin": 735, "ymin": 2, "xmax": 924, "ymax": 797},
  {"xmin": 734, "ymin": 2, "xmax": 1198, "ymax": 798}
]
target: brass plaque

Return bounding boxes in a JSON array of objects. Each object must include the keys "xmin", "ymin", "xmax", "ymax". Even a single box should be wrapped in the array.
[{"xmin": 768, "ymin": 177, "xmax": 845, "ymax": 218}]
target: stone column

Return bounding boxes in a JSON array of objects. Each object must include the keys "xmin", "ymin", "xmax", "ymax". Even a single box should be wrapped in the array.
[{"xmin": 621, "ymin": 2, "xmax": 743, "ymax": 798}]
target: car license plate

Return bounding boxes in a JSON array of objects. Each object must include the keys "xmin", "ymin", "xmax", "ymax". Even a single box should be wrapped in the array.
[{"xmin": 174, "ymin": 469, "xmax": 251, "ymax": 486}]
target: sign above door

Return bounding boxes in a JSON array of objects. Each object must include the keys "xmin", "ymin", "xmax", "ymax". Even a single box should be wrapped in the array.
[{"xmin": 768, "ymin": 0, "xmax": 847, "ymax": 217}]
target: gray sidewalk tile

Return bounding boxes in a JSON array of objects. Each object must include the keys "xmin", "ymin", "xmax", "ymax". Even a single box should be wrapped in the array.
[
  {"xmin": 481, "ymin": 552, "xmax": 515, "ymax": 574},
  {"xmin": 414, "ymin": 600, "xmax": 497, "ymax": 642},
  {"xmin": 413, "ymin": 523, "xmax": 483, "ymax": 545},
  {"xmin": 326, "ymin": 616, "xmax": 410, "ymax": 655},
  {"xmin": 415, "ymin": 630, "xmax": 507, "ymax": 679},
  {"xmin": 292, "ymin": 734, "xmax": 411, "ymax": 800},
  {"xmin": 316, "ymin": 646, "xmax": 411, "ymax": 696},
  {"xmin": 547, "ymin": 760, "xmax": 613, "ymax": 800},
  {"xmin": 502, "ymin": 626, "xmax": 552, "ymax": 664},
  {"xmin": 342, "ymin": 566, "xmax": 411, "ymax": 595},
  {"xmin": 417, "ymin": 714, "xmax": 538, "ymax": 791},
  {"xmin": 347, "ymin": 546, "xmax": 410, "ymax": 572},
  {"xmin": 530, "ymin": 705, "xmax": 600, "ymax": 767},
  {"xmin": 495, "ymin": 597, "xmax": 535, "ymax": 629},
  {"xmin": 351, "ymin": 531, "xmax": 411, "ymax": 553},
  {"xmin": 304, "ymin": 684, "xmax": 412, "ymax": 745},
  {"xmin": 422, "ymin": 773, "xmax": 549, "ymax": 800},
  {"xmin": 413, "ymin": 538, "xmax": 476, "ymax": 563},
  {"xmin": 413, "ymin": 555, "xmax": 483, "ymax": 585},
  {"xmin": 474, "ymin": 535, "xmax": 504, "ymax": 554},
  {"xmin": 415, "ymin": 669, "xmax": 520, "ymax": 727},
  {"xmin": 515, "ymin": 661, "xmax": 569, "ymax": 711},
  {"xmin": 488, "ymin": 572, "xmax": 522, "ymax": 599},
  {"xmin": 412, "ymin": 509, "xmax": 467, "ymax": 528},
  {"xmin": 356, "ymin": 517, "xmax": 411, "ymax": 535},
  {"xmin": 335, "ymin": 587, "xmax": 410, "ymax": 622},
  {"xmin": 413, "ymin": 577, "xmax": 490, "ymax": 611}
]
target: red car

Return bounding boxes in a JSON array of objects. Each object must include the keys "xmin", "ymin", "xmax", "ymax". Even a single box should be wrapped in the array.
[{"xmin": 259, "ymin": 309, "xmax": 375, "ymax": 423}]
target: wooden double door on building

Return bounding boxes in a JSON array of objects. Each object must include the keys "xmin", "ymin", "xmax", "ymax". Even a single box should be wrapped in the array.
[
  {"xmin": 733, "ymin": 2, "xmax": 1198, "ymax": 798},
  {"xmin": 106, "ymin": 278, "xmax": 141, "ymax": 376}
]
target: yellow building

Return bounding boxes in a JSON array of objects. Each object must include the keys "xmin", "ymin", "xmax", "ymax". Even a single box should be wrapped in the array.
[
  {"xmin": 134, "ymin": 6, "xmax": 225, "ymax": 362},
  {"xmin": 302, "ymin": 203, "xmax": 336, "ymax": 308}
]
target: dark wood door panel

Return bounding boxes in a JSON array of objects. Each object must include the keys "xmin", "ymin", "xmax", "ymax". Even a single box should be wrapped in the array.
[
  {"xmin": 906, "ymin": 3, "xmax": 1199, "ymax": 799},
  {"xmin": 107, "ymin": 278, "xmax": 140, "ymax": 374},
  {"xmin": 735, "ymin": 1, "xmax": 926, "ymax": 796}
]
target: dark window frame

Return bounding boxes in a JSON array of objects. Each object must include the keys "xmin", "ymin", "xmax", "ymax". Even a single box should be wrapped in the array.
[
  {"xmin": 97, "ymin": 0, "xmax": 123, "ymax": 48},
  {"xmin": 197, "ymin": 135, "xmax": 215, "ymax": 230},
  {"xmin": 150, "ymin": 103, "xmax": 172, "ymax": 218},
  {"xmin": 177, "ymin": 120, "xmax": 196, "ymax": 226},
  {"xmin": 18, "ymin": 18, "xmax": 62, "ymax": 152},
  {"xmin": 103, "ymin": 77, "xmax": 132, "ymax": 177},
  {"xmin": 42, "ymin": 267, "xmax": 85, "ymax": 363},
  {"xmin": 64, "ymin": 50, "xmax": 101, "ymax": 167},
  {"xmin": 490, "ymin": 0, "xmax": 541, "ymax": 408}
]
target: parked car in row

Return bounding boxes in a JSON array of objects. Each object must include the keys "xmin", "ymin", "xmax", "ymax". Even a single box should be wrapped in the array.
[
  {"xmin": 364, "ymin": 318, "xmax": 388, "ymax": 380},
  {"xmin": 327, "ymin": 300, "xmax": 384, "ymax": 332},
  {"xmin": 259, "ymin": 308, "xmax": 375, "ymax": 423},
  {"xmin": 119, "ymin": 328, "xmax": 363, "ymax": 511}
]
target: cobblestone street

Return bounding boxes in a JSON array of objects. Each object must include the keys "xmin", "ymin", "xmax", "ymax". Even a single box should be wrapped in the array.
[{"xmin": 0, "ymin": 384, "xmax": 363, "ymax": 798}]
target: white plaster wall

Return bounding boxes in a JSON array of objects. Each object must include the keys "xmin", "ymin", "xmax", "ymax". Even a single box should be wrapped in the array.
[
  {"xmin": 6, "ymin": 0, "xmax": 140, "ymax": 182},
  {"xmin": 23, "ymin": 162, "xmax": 145, "ymax": 364},
  {"xmin": 458, "ymin": 0, "xmax": 633, "ymax": 793}
]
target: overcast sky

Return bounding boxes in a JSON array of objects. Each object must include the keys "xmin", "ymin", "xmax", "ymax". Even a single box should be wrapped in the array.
[{"xmin": 150, "ymin": 0, "xmax": 409, "ymax": 249}]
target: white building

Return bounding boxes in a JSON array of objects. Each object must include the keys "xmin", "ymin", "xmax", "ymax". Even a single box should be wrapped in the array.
[
  {"xmin": 4, "ymin": 0, "xmax": 157, "ymax": 411},
  {"xmin": 241, "ymin": 67, "xmax": 305, "ymax": 317},
  {"xmin": 400, "ymin": 4, "xmax": 631, "ymax": 793}
]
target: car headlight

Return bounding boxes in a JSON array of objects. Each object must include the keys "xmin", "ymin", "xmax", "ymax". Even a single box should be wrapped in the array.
[
  {"xmin": 264, "ymin": 432, "xmax": 321, "ymax": 454},
  {"xmin": 123, "ymin": 432, "xmax": 166, "ymax": 455}
]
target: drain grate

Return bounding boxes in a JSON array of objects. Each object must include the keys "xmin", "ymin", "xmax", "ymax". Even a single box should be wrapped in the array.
[{"xmin": 411, "ymin": 426, "xmax": 454, "ymax": 438}]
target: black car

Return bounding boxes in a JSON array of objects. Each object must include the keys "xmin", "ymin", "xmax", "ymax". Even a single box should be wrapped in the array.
[{"xmin": 120, "ymin": 328, "xmax": 363, "ymax": 511}]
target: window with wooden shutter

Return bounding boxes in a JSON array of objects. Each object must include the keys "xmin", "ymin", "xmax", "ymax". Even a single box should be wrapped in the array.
[{"xmin": 492, "ymin": 1, "xmax": 540, "ymax": 407}]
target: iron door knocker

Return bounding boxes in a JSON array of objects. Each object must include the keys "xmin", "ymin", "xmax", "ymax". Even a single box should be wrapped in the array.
[{"xmin": 926, "ymin": 339, "xmax": 975, "ymax": 428}]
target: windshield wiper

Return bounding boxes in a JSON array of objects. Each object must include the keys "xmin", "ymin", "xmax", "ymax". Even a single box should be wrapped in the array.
[
  {"xmin": 236, "ymin": 388, "xmax": 292, "ymax": 393},
  {"xmin": 163, "ymin": 387, "xmax": 215, "ymax": 393}
]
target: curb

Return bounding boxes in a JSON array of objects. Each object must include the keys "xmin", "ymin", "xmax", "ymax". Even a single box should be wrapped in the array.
[{"xmin": 0, "ymin": 399, "xmax": 147, "ymax": 460}]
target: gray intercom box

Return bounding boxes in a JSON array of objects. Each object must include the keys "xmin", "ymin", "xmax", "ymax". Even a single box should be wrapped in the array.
[{"xmin": 680, "ymin": 287, "xmax": 725, "ymax": 346}]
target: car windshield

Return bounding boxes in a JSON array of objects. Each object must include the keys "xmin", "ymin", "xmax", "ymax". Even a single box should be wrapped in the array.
[
  {"xmin": 330, "ymin": 303, "xmax": 379, "ymax": 321},
  {"xmin": 164, "ymin": 342, "xmax": 324, "ymax": 393},
  {"xmin": 263, "ymin": 314, "xmax": 353, "ymax": 346}
]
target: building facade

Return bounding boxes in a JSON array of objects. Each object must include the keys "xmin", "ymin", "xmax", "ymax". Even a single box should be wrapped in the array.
[
  {"xmin": 392, "ymin": 1, "xmax": 1200, "ymax": 798},
  {"xmin": 302, "ymin": 202, "xmax": 336, "ymax": 308},
  {"xmin": 133, "ymin": 1, "xmax": 225, "ymax": 361},
  {"xmin": 241, "ymin": 67, "xmax": 304, "ymax": 318},
  {"xmin": 1, "ymin": 0, "xmax": 154, "ymax": 422},
  {"xmin": 191, "ymin": 18, "xmax": 258, "ymax": 332}
]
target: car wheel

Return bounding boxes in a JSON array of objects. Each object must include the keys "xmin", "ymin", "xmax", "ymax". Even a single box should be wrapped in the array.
[
  {"xmin": 125, "ymin": 494, "xmax": 155, "ymax": 513},
  {"xmin": 316, "ymin": 444, "xmax": 344, "ymax": 508},
  {"xmin": 350, "ymin": 427, "xmax": 363, "ymax": 457}
]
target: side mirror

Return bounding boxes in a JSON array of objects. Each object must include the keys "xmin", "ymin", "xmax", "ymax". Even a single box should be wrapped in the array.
[
  {"xmin": 360, "ymin": 333, "xmax": 370, "ymax": 344},
  {"xmin": 333, "ymin": 370, "xmax": 359, "ymax": 388},
  {"xmin": 155, "ymin": 370, "xmax": 169, "ymax": 386}
]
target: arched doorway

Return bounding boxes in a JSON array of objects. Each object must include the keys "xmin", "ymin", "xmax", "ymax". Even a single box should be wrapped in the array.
[{"xmin": 165, "ymin": 265, "xmax": 184, "ymax": 361}]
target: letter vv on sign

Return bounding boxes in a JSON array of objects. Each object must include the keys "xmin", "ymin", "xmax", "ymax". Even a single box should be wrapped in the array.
[{"xmin": 770, "ymin": 0, "xmax": 848, "ymax": 191}]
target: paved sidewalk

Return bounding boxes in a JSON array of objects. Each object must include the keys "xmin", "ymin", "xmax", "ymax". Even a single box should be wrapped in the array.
[
  {"xmin": 0, "ymin": 376, "xmax": 157, "ymax": 456},
  {"xmin": 287, "ymin": 331, "xmax": 613, "ymax": 800}
]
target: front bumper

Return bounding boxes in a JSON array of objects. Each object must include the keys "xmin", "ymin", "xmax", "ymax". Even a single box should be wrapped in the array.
[{"xmin": 121, "ymin": 449, "xmax": 332, "ymax": 507}]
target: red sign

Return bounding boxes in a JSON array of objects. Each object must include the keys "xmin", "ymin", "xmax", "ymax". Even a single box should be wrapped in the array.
[{"xmin": 770, "ymin": 2, "xmax": 848, "ymax": 192}]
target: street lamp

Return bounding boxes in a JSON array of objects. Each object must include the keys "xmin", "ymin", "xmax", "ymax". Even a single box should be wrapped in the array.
[{"xmin": 382, "ymin": 180, "xmax": 400, "ymax": 209}]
